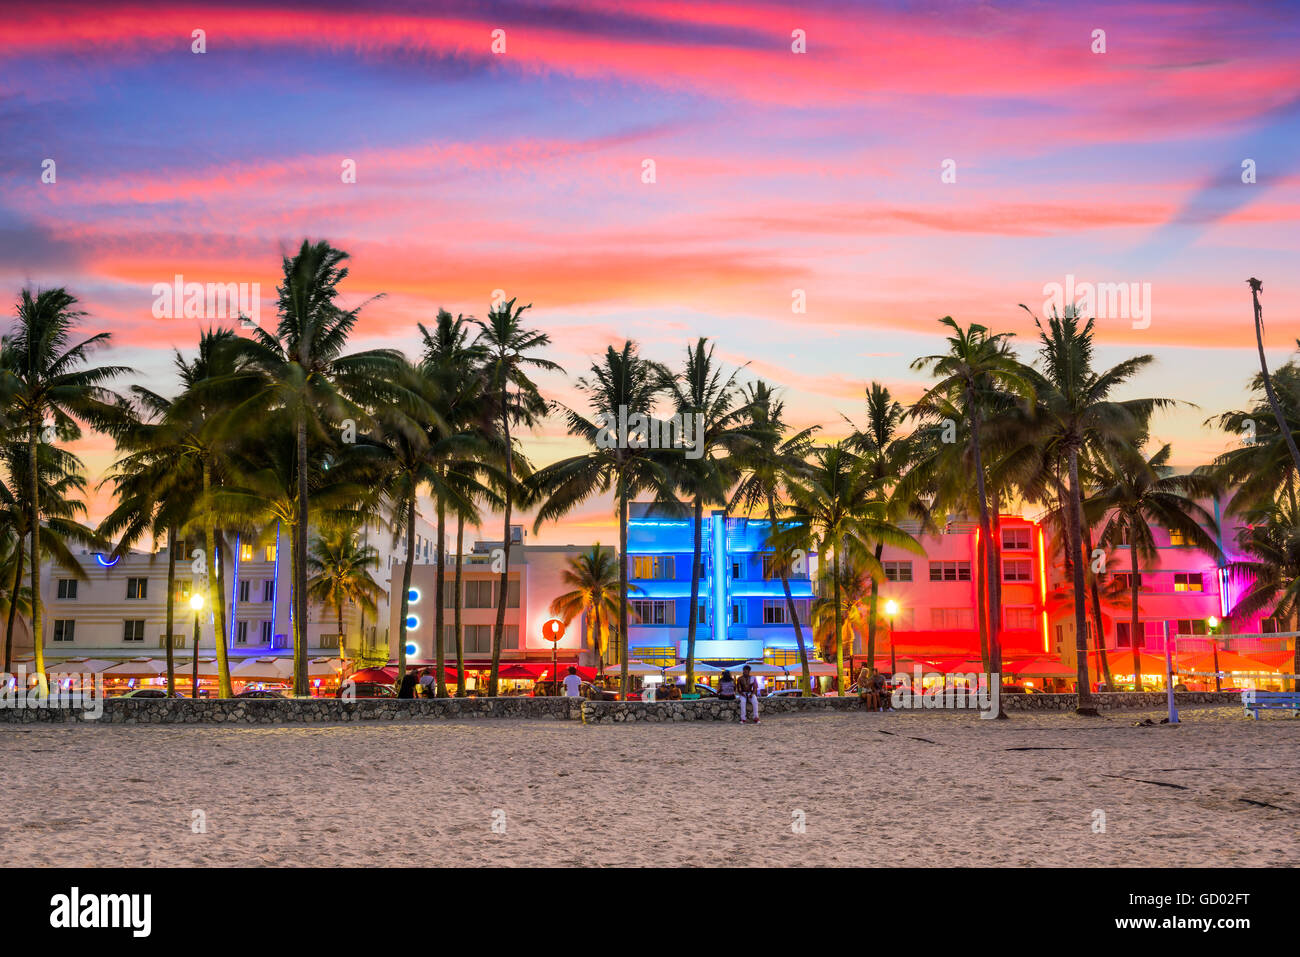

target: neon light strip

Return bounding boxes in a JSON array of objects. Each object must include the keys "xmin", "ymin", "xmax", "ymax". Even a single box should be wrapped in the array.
[
  {"xmin": 229, "ymin": 533, "xmax": 240, "ymax": 646},
  {"xmin": 712, "ymin": 510, "xmax": 727, "ymax": 640},
  {"xmin": 270, "ymin": 522, "xmax": 280, "ymax": 648}
]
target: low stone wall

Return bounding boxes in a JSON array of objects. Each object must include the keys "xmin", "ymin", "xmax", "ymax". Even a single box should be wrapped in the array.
[{"xmin": 0, "ymin": 691, "xmax": 1243, "ymax": 725}]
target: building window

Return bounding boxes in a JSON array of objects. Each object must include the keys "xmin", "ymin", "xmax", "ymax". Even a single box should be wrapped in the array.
[
  {"xmin": 1004, "ymin": 607, "xmax": 1036, "ymax": 631},
  {"xmin": 123, "ymin": 620, "xmax": 145, "ymax": 642},
  {"xmin": 632, "ymin": 555, "xmax": 674, "ymax": 580},
  {"xmin": 261, "ymin": 579, "xmax": 275, "ymax": 602},
  {"xmin": 56, "ymin": 579, "xmax": 78, "ymax": 599},
  {"xmin": 630, "ymin": 600, "xmax": 675, "ymax": 625},
  {"xmin": 504, "ymin": 625, "xmax": 519, "ymax": 649},
  {"xmin": 883, "ymin": 561, "xmax": 912, "ymax": 582},
  {"xmin": 1002, "ymin": 559, "xmax": 1032, "ymax": 582},
  {"xmin": 697, "ymin": 602, "xmax": 707, "ymax": 625},
  {"xmin": 265, "ymin": 544, "xmax": 277, "ymax": 562},
  {"xmin": 762, "ymin": 599, "xmax": 810, "ymax": 624},
  {"xmin": 1168, "ymin": 528, "xmax": 1188, "ymax": 546},
  {"xmin": 506, "ymin": 580, "xmax": 520, "ymax": 608},
  {"xmin": 1112, "ymin": 573, "xmax": 1141, "ymax": 591},
  {"xmin": 126, "ymin": 577, "xmax": 148, "ymax": 600},
  {"xmin": 260, "ymin": 621, "xmax": 273, "ymax": 643},
  {"xmin": 1173, "ymin": 619, "xmax": 1209, "ymax": 636},
  {"xmin": 931, "ymin": 608, "xmax": 974, "ymax": 629},
  {"xmin": 240, "ymin": 543, "xmax": 253, "ymax": 561},
  {"xmin": 235, "ymin": 621, "xmax": 249, "ymax": 644},
  {"xmin": 465, "ymin": 581, "xmax": 493, "ymax": 608},
  {"xmin": 52, "ymin": 619, "xmax": 75, "ymax": 642},
  {"xmin": 1116, "ymin": 622, "xmax": 1143, "ymax": 648},
  {"xmin": 238, "ymin": 580, "xmax": 249, "ymax": 602},
  {"xmin": 1173, "ymin": 573, "xmax": 1203, "ymax": 592},
  {"xmin": 732, "ymin": 601, "xmax": 744, "ymax": 624},
  {"xmin": 929, "ymin": 561, "xmax": 971, "ymax": 582},
  {"xmin": 732, "ymin": 561, "xmax": 742, "ymax": 579},
  {"xmin": 1262, "ymin": 618, "xmax": 1281, "ymax": 634},
  {"xmin": 1002, "ymin": 527, "xmax": 1031, "ymax": 550}
]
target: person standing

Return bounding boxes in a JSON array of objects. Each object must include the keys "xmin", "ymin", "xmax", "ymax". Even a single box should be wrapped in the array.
[
  {"xmin": 562, "ymin": 666, "xmax": 583, "ymax": 697},
  {"xmin": 397, "ymin": 669, "xmax": 417, "ymax": 699},
  {"xmin": 737, "ymin": 664, "xmax": 760, "ymax": 724}
]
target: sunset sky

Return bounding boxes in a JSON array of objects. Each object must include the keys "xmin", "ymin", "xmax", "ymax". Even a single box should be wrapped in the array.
[{"xmin": 4, "ymin": 0, "xmax": 1299, "ymax": 545}]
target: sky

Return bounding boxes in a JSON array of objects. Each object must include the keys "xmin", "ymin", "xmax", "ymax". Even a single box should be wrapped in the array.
[{"xmin": 3, "ymin": 0, "xmax": 1299, "ymax": 546}]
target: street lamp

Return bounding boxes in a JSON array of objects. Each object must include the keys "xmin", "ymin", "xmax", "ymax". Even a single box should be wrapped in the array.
[
  {"xmin": 190, "ymin": 592, "xmax": 204, "ymax": 699},
  {"xmin": 884, "ymin": 599, "xmax": 900, "ymax": 676},
  {"xmin": 1207, "ymin": 615, "xmax": 1222, "ymax": 692}
]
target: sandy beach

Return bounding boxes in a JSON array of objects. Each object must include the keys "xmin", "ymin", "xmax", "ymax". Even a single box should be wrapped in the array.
[{"xmin": 3, "ymin": 706, "xmax": 1297, "ymax": 867}]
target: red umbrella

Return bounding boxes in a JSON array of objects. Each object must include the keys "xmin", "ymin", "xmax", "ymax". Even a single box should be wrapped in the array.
[
  {"xmin": 536, "ymin": 664, "xmax": 596, "ymax": 681},
  {"xmin": 498, "ymin": 664, "xmax": 537, "ymax": 679},
  {"xmin": 348, "ymin": 667, "xmax": 396, "ymax": 684}
]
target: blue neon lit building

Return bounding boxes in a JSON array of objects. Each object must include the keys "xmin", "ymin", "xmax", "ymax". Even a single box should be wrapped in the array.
[{"xmin": 624, "ymin": 502, "xmax": 816, "ymax": 664}]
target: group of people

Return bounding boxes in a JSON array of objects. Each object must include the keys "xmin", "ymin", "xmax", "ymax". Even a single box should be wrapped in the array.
[
  {"xmin": 855, "ymin": 665, "xmax": 891, "ymax": 711},
  {"xmin": 716, "ymin": 665, "xmax": 762, "ymax": 723}
]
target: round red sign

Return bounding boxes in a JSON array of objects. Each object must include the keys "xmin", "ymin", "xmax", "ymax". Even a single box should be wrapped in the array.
[{"xmin": 542, "ymin": 618, "xmax": 566, "ymax": 642}]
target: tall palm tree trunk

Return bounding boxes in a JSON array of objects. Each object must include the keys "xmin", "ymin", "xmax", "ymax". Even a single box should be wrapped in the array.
[
  {"xmin": 454, "ymin": 514, "xmax": 465, "ymax": 695},
  {"xmin": 685, "ymin": 496, "xmax": 703, "ymax": 688},
  {"xmin": 165, "ymin": 526, "xmax": 177, "ymax": 696},
  {"xmin": 592, "ymin": 602, "xmax": 605, "ymax": 678},
  {"xmin": 397, "ymin": 492, "xmax": 416, "ymax": 682},
  {"xmin": 434, "ymin": 492, "xmax": 448, "ymax": 697},
  {"xmin": 1129, "ymin": 518, "xmax": 1143, "ymax": 692},
  {"xmin": 28, "ymin": 421, "xmax": 45, "ymax": 691},
  {"xmin": 203, "ymin": 463, "xmax": 233, "ymax": 698},
  {"xmin": 4, "ymin": 544, "xmax": 25, "ymax": 674},
  {"xmin": 489, "ymin": 406, "xmax": 512, "ymax": 698},
  {"xmin": 986, "ymin": 478, "xmax": 1004, "ymax": 695},
  {"xmin": 769, "ymin": 492, "xmax": 812, "ymax": 693},
  {"xmin": 1067, "ymin": 447, "xmax": 1098, "ymax": 714},
  {"xmin": 294, "ymin": 417, "xmax": 310, "ymax": 696},
  {"xmin": 1083, "ymin": 525, "xmax": 1114, "ymax": 690},
  {"xmin": 832, "ymin": 543, "xmax": 846, "ymax": 692},
  {"xmin": 618, "ymin": 483, "xmax": 630, "ymax": 699},
  {"xmin": 975, "ymin": 531, "xmax": 990, "ymax": 674},
  {"xmin": 1250, "ymin": 279, "xmax": 1300, "ymax": 476},
  {"xmin": 969, "ymin": 402, "xmax": 1001, "ymax": 712},
  {"xmin": 865, "ymin": 541, "xmax": 883, "ymax": 676}
]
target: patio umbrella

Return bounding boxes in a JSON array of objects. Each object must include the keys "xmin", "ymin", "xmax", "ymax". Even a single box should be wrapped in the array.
[
  {"xmin": 46, "ymin": 658, "xmax": 114, "ymax": 674},
  {"xmin": 308, "ymin": 657, "xmax": 346, "ymax": 678},
  {"xmin": 613, "ymin": 660, "xmax": 663, "ymax": 676},
  {"xmin": 102, "ymin": 657, "xmax": 169, "ymax": 677},
  {"xmin": 1007, "ymin": 656, "xmax": 1072, "ymax": 678},
  {"xmin": 802, "ymin": 661, "xmax": 838, "ymax": 676},
  {"xmin": 176, "ymin": 658, "xmax": 220, "ymax": 678},
  {"xmin": 347, "ymin": 667, "xmax": 396, "ymax": 684},
  {"xmin": 498, "ymin": 664, "xmax": 537, "ymax": 679},
  {"xmin": 737, "ymin": 661, "xmax": 786, "ymax": 676},
  {"xmin": 665, "ymin": 661, "xmax": 723, "ymax": 676},
  {"xmin": 231, "ymin": 656, "xmax": 294, "ymax": 681},
  {"xmin": 1185, "ymin": 649, "xmax": 1277, "ymax": 675}
]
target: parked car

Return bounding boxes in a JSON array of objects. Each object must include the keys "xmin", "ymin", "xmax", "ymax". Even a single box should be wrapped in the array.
[
  {"xmin": 765, "ymin": 688, "xmax": 807, "ymax": 698},
  {"xmin": 116, "ymin": 688, "xmax": 180, "ymax": 699},
  {"xmin": 335, "ymin": 681, "xmax": 395, "ymax": 699},
  {"xmin": 236, "ymin": 689, "xmax": 285, "ymax": 699}
]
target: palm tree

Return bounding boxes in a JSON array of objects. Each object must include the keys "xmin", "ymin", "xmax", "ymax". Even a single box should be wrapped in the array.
[
  {"xmin": 1, "ymin": 289, "xmax": 128, "ymax": 686},
  {"xmin": 1206, "ymin": 361, "xmax": 1300, "ymax": 517},
  {"xmin": 306, "ymin": 526, "xmax": 384, "ymax": 655},
  {"xmin": 1227, "ymin": 500, "xmax": 1300, "ymax": 691},
  {"xmin": 474, "ymin": 298, "xmax": 559, "ymax": 697},
  {"xmin": 776, "ymin": 443, "xmax": 924, "ymax": 691},
  {"xmin": 728, "ymin": 381, "xmax": 818, "ymax": 691},
  {"xmin": 548, "ymin": 544, "xmax": 628, "ymax": 676},
  {"xmin": 810, "ymin": 556, "xmax": 874, "ymax": 670},
  {"xmin": 659, "ymin": 338, "xmax": 750, "ymax": 688},
  {"xmin": 912, "ymin": 317, "xmax": 1034, "ymax": 701},
  {"xmin": 1248, "ymin": 279, "xmax": 1300, "ymax": 478},
  {"xmin": 531, "ymin": 341, "xmax": 669, "ymax": 698},
  {"xmin": 239, "ymin": 241, "xmax": 402, "ymax": 695},
  {"xmin": 1088, "ymin": 443, "xmax": 1221, "ymax": 690}
]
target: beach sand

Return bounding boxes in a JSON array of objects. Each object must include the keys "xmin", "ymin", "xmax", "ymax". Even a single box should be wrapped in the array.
[{"xmin": 3, "ymin": 706, "xmax": 1297, "ymax": 867}]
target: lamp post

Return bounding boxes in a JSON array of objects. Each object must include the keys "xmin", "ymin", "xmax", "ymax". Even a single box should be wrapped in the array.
[
  {"xmin": 190, "ymin": 592, "xmax": 204, "ymax": 699},
  {"xmin": 884, "ymin": 599, "xmax": 899, "ymax": 677},
  {"xmin": 1207, "ymin": 615, "xmax": 1222, "ymax": 692}
]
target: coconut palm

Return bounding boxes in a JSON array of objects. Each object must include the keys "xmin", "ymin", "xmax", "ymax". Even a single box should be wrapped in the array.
[
  {"xmin": 1248, "ymin": 279, "xmax": 1300, "ymax": 478},
  {"xmin": 474, "ymin": 298, "xmax": 560, "ymax": 696},
  {"xmin": 531, "ymin": 341, "xmax": 670, "ymax": 698},
  {"xmin": 728, "ymin": 381, "xmax": 818, "ymax": 691},
  {"xmin": 548, "ymin": 544, "xmax": 630, "ymax": 676},
  {"xmin": 810, "ymin": 556, "xmax": 874, "ymax": 670},
  {"xmin": 237, "ymin": 240, "xmax": 403, "ymax": 695},
  {"xmin": 1, "ymin": 289, "xmax": 128, "ymax": 685},
  {"xmin": 1226, "ymin": 499, "xmax": 1300, "ymax": 690},
  {"xmin": 912, "ymin": 317, "xmax": 1035, "ymax": 699},
  {"xmin": 306, "ymin": 526, "xmax": 384, "ymax": 655},
  {"xmin": 1206, "ymin": 361, "xmax": 1300, "ymax": 517},
  {"xmin": 775, "ymin": 443, "xmax": 924, "ymax": 691},
  {"xmin": 658, "ymin": 338, "xmax": 750, "ymax": 688},
  {"xmin": 1018, "ymin": 307, "xmax": 1172, "ymax": 712},
  {"xmin": 1087, "ymin": 442, "xmax": 1221, "ymax": 690}
]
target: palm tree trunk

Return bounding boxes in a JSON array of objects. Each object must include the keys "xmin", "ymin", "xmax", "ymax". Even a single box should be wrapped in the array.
[
  {"xmin": 434, "ymin": 490, "xmax": 448, "ymax": 697},
  {"xmin": 975, "ymin": 531, "xmax": 990, "ymax": 674},
  {"xmin": 968, "ymin": 400, "xmax": 1001, "ymax": 713},
  {"xmin": 203, "ymin": 463, "xmax": 233, "ymax": 698},
  {"xmin": 454, "ymin": 514, "xmax": 465, "ymax": 695},
  {"xmin": 619, "ymin": 482, "xmax": 630, "ymax": 699},
  {"xmin": 165, "ymin": 526, "xmax": 177, "ymax": 696},
  {"xmin": 489, "ymin": 405, "xmax": 512, "ymax": 698},
  {"xmin": 1067, "ymin": 447, "xmax": 1098, "ymax": 714},
  {"xmin": 397, "ymin": 492, "xmax": 416, "ymax": 681},
  {"xmin": 1250, "ymin": 279, "xmax": 1300, "ymax": 476},
  {"xmin": 294, "ymin": 416, "xmax": 310, "ymax": 697},
  {"xmin": 769, "ymin": 492, "xmax": 811, "ymax": 693},
  {"xmin": 1129, "ymin": 519, "xmax": 1143, "ymax": 692},
  {"xmin": 1083, "ymin": 525, "xmax": 1114, "ymax": 690},
  {"xmin": 833, "ymin": 540, "xmax": 846, "ymax": 692},
  {"xmin": 685, "ymin": 496, "xmax": 703, "ymax": 689},
  {"xmin": 986, "ymin": 479, "xmax": 1004, "ymax": 695},
  {"xmin": 593, "ymin": 603, "xmax": 605, "ymax": 678},
  {"xmin": 866, "ymin": 541, "xmax": 883, "ymax": 675},
  {"xmin": 28, "ymin": 420, "xmax": 45, "ymax": 691},
  {"xmin": 4, "ymin": 543, "xmax": 25, "ymax": 674}
]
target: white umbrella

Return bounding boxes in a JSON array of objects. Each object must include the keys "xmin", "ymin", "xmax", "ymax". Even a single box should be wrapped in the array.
[
  {"xmin": 177, "ymin": 658, "xmax": 221, "ymax": 678},
  {"xmin": 102, "ymin": 657, "xmax": 169, "ymax": 677},
  {"xmin": 230, "ymin": 656, "xmax": 293, "ymax": 681},
  {"xmin": 737, "ymin": 661, "xmax": 786, "ymax": 676},
  {"xmin": 665, "ymin": 661, "xmax": 723, "ymax": 676},
  {"xmin": 801, "ymin": 661, "xmax": 837, "ymax": 676},
  {"xmin": 47, "ymin": 658, "xmax": 114, "ymax": 674},
  {"xmin": 308, "ymin": 657, "xmax": 344, "ymax": 678},
  {"xmin": 614, "ymin": 660, "xmax": 664, "ymax": 676}
]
